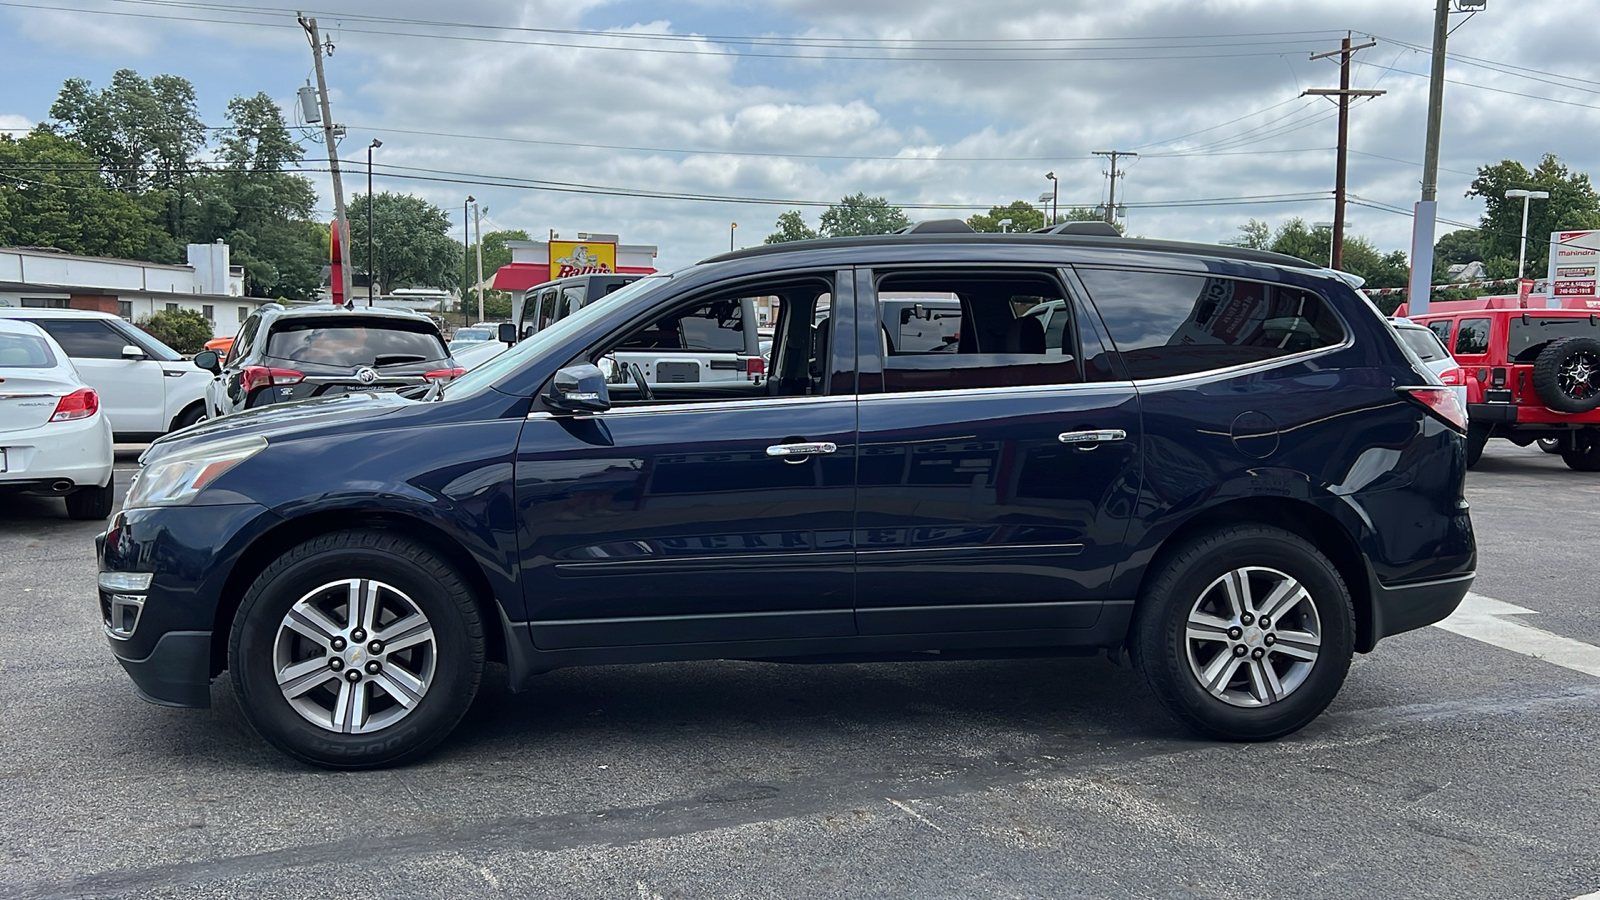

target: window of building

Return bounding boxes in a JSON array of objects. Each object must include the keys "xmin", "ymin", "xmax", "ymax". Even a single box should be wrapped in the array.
[
  {"xmin": 871, "ymin": 271, "xmax": 1090, "ymax": 392},
  {"xmin": 1076, "ymin": 269, "xmax": 1345, "ymax": 380},
  {"xmin": 21, "ymin": 298, "xmax": 70, "ymax": 309},
  {"xmin": 203, "ymin": 304, "xmax": 215, "ymax": 324},
  {"xmin": 118, "ymin": 301, "xmax": 133, "ymax": 320},
  {"xmin": 165, "ymin": 302, "xmax": 179, "ymax": 313},
  {"xmin": 1454, "ymin": 318, "xmax": 1491, "ymax": 356},
  {"xmin": 238, "ymin": 306, "xmax": 250, "ymax": 323}
]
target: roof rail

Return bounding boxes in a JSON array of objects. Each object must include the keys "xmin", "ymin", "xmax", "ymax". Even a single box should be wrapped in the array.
[
  {"xmin": 893, "ymin": 219, "xmax": 975, "ymax": 234},
  {"xmin": 1034, "ymin": 221, "xmax": 1121, "ymax": 237}
]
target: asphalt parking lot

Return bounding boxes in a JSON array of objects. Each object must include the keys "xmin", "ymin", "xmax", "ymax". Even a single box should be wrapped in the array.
[{"xmin": 2, "ymin": 443, "xmax": 1598, "ymax": 900}]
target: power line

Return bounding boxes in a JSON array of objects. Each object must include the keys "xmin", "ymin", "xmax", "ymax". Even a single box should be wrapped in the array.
[{"xmin": 1351, "ymin": 58, "xmax": 1600, "ymax": 113}]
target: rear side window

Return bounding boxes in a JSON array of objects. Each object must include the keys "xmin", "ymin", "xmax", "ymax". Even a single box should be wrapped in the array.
[
  {"xmin": 1454, "ymin": 318, "xmax": 1490, "ymax": 356},
  {"xmin": 615, "ymin": 299, "xmax": 747, "ymax": 353},
  {"xmin": 229, "ymin": 315, "xmax": 261, "ymax": 364},
  {"xmin": 1427, "ymin": 319, "xmax": 1453, "ymax": 345},
  {"xmin": 1076, "ymin": 270, "xmax": 1345, "ymax": 380},
  {"xmin": 31, "ymin": 319, "xmax": 128, "ymax": 359},
  {"xmin": 266, "ymin": 320, "xmax": 448, "ymax": 367},
  {"xmin": 1397, "ymin": 326, "xmax": 1449, "ymax": 363},
  {"xmin": 0, "ymin": 332, "xmax": 56, "ymax": 367}
]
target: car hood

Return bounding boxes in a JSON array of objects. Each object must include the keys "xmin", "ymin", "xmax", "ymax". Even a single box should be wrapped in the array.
[{"xmin": 144, "ymin": 391, "xmax": 412, "ymax": 461}]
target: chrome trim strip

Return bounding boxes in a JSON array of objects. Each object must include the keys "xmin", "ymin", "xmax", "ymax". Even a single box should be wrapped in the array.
[
  {"xmin": 0, "ymin": 392, "xmax": 57, "ymax": 400},
  {"xmin": 596, "ymin": 395, "xmax": 853, "ymax": 417},
  {"xmin": 857, "ymin": 381, "xmax": 1136, "ymax": 403},
  {"xmin": 856, "ymin": 600, "xmax": 1101, "ymax": 614},
  {"xmin": 1124, "ymin": 337, "xmax": 1355, "ymax": 390}
]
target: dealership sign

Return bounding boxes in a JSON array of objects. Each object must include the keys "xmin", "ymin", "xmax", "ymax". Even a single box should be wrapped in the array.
[
  {"xmin": 549, "ymin": 240, "xmax": 616, "ymax": 278},
  {"xmin": 1548, "ymin": 230, "xmax": 1600, "ymax": 301}
]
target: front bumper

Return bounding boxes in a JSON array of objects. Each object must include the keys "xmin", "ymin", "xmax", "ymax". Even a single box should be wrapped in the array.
[{"xmin": 111, "ymin": 630, "xmax": 213, "ymax": 708}]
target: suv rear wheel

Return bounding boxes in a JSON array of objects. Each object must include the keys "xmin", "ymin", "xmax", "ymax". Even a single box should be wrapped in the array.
[
  {"xmin": 229, "ymin": 529, "xmax": 485, "ymax": 768},
  {"xmin": 1133, "ymin": 524, "xmax": 1354, "ymax": 741}
]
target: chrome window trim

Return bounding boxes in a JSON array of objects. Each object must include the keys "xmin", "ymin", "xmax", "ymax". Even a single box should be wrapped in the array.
[
  {"xmin": 857, "ymin": 380, "xmax": 1136, "ymax": 403},
  {"xmin": 528, "ymin": 394, "xmax": 851, "ymax": 419},
  {"xmin": 1121, "ymin": 337, "xmax": 1354, "ymax": 390}
]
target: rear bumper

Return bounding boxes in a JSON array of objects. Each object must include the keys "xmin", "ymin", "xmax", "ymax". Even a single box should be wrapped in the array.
[
  {"xmin": 1467, "ymin": 403, "xmax": 1517, "ymax": 424},
  {"xmin": 1368, "ymin": 572, "xmax": 1474, "ymax": 645}
]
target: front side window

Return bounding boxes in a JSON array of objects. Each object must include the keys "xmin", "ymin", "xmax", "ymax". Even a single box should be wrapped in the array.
[
  {"xmin": 1427, "ymin": 319, "xmax": 1453, "ymax": 345},
  {"xmin": 1077, "ymin": 269, "xmax": 1345, "ymax": 380},
  {"xmin": 615, "ymin": 299, "xmax": 748, "ymax": 353},
  {"xmin": 1454, "ymin": 318, "xmax": 1491, "ymax": 356},
  {"xmin": 230, "ymin": 315, "xmax": 261, "ymax": 364},
  {"xmin": 872, "ymin": 271, "xmax": 1082, "ymax": 392},
  {"xmin": 561, "ymin": 286, "xmax": 586, "ymax": 319},
  {"xmin": 33, "ymin": 319, "xmax": 129, "ymax": 359}
]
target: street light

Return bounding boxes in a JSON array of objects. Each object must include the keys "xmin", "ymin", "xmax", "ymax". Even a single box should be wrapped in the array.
[
  {"xmin": 1044, "ymin": 172, "xmax": 1059, "ymax": 225},
  {"xmin": 730, "ymin": 222, "xmax": 737, "ymax": 251},
  {"xmin": 1315, "ymin": 221, "xmax": 1336, "ymax": 266},
  {"xmin": 366, "ymin": 139, "xmax": 381, "ymax": 306},
  {"xmin": 1505, "ymin": 189, "xmax": 1550, "ymax": 281},
  {"xmin": 998, "ymin": 217, "xmax": 1013, "ymax": 233},
  {"xmin": 463, "ymin": 195, "xmax": 474, "ymax": 326}
]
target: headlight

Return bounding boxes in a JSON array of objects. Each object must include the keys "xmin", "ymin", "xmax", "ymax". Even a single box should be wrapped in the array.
[{"xmin": 125, "ymin": 435, "xmax": 268, "ymax": 509}]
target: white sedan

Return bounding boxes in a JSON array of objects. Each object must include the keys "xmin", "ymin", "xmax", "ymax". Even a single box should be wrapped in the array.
[{"xmin": 0, "ymin": 320, "xmax": 115, "ymax": 519}]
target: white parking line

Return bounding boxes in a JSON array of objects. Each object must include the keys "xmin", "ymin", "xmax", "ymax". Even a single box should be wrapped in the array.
[{"xmin": 1433, "ymin": 593, "xmax": 1600, "ymax": 680}]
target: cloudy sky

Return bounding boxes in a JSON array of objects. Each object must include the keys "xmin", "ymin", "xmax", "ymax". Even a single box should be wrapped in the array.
[{"xmin": 4, "ymin": 0, "xmax": 1599, "ymax": 273}]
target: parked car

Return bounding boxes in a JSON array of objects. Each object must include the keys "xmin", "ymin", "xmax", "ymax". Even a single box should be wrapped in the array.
[
  {"xmin": 1389, "ymin": 317, "xmax": 1467, "ymax": 413},
  {"xmin": 448, "ymin": 327, "xmax": 495, "ymax": 353},
  {"xmin": 1406, "ymin": 303, "xmax": 1600, "ymax": 469},
  {"xmin": 0, "ymin": 308, "xmax": 209, "ymax": 441},
  {"xmin": 195, "ymin": 305, "xmax": 460, "ymax": 417},
  {"xmin": 452, "ymin": 336, "xmax": 510, "ymax": 371},
  {"xmin": 99, "ymin": 223, "xmax": 1474, "ymax": 768},
  {"xmin": 0, "ymin": 319, "xmax": 114, "ymax": 519}
]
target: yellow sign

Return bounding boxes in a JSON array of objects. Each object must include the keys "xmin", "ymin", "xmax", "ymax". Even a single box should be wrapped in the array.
[{"xmin": 549, "ymin": 241, "xmax": 616, "ymax": 278}]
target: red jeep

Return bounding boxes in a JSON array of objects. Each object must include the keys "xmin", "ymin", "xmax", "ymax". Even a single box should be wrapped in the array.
[{"xmin": 1400, "ymin": 296, "xmax": 1600, "ymax": 470}]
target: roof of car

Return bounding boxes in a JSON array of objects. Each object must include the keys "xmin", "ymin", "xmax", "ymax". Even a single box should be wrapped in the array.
[
  {"xmin": 0, "ymin": 307, "xmax": 124, "ymax": 320},
  {"xmin": 265, "ymin": 304, "xmax": 434, "ymax": 322},
  {"xmin": 698, "ymin": 231, "xmax": 1320, "ymax": 271}
]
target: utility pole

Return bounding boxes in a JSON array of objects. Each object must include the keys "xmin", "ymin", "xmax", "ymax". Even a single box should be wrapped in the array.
[
  {"xmin": 1408, "ymin": 0, "xmax": 1455, "ymax": 316},
  {"xmin": 473, "ymin": 201, "xmax": 486, "ymax": 323},
  {"xmin": 463, "ymin": 196, "xmax": 473, "ymax": 325},
  {"xmin": 1092, "ymin": 151, "xmax": 1137, "ymax": 225},
  {"xmin": 1306, "ymin": 33, "xmax": 1384, "ymax": 271},
  {"xmin": 298, "ymin": 14, "xmax": 351, "ymax": 305}
]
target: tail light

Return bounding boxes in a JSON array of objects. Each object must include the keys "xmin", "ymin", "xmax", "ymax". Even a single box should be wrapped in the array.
[
  {"xmin": 50, "ymin": 388, "xmax": 99, "ymax": 422},
  {"xmin": 1401, "ymin": 386, "xmax": 1468, "ymax": 433},
  {"xmin": 745, "ymin": 357, "xmax": 765, "ymax": 379},
  {"xmin": 423, "ymin": 367, "xmax": 467, "ymax": 382},
  {"xmin": 240, "ymin": 366, "xmax": 304, "ymax": 394},
  {"xmin": 1439, "ymin": 367, "xmax": 1465, "ymax": 385}
]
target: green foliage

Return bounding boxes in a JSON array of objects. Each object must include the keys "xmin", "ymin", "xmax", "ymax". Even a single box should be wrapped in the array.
[
  {"xmin": 348, "ymin": 191, "xmax": 464, "ymax": 295},
  {"xmin": 1433, "ymin": 229, "xmax": 1484, "ymax": 267},
  {"xmin": 1226, "ymin": 219, "xmax": 1272, "ymax": 250},
  {"xmin": 764, "ymin": 210, "xmax": 820, "ymax": 244},
  {"xmin": 0, "ymin": 130, "xmax": 178, "ymax": 261},
  {"xmin": 968, "ymin": 201, "xmax": 1045, "ymax": 233},
  {"xmin": 819, "ymin": 192, "xmax": 910, "ymax": 237},
  {"xmin": 457, "ymin": 290, "xmax": 512, "ymax": 321},
  {"xmin": 1055, "ymin": 206, "xmax": 1123, "ymax": 231},
  {"xmin": 466, "ymin": 230, "xmax": 530, "ymax": 282},
  {"xmin": 1468, "ymin": 154, "xmax": 1600, "ymax": 277},
  {"xmin": 137, "ymin": 309, "xmax": 212, "ymax": 354}
]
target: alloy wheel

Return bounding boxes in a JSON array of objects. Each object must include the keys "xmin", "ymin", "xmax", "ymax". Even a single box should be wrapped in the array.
[
  {"xmin": 271, "ymin": 578, "xmax": 437, "ymax": 733},
  {"xmin": 1559, "ymin": 351, "xmax": 1600, "ymax": 401},
  {"xmin": 1183, "ymin": 566, "xmax": 1322, "ymax": 708}
]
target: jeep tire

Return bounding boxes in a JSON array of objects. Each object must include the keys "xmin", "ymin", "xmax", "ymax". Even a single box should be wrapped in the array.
[
  {"xmin": 1532, "ymin": 336, "xmax": 1600, "ymax": 413},
  {"xmin": 1560, "ymin": 428, "xmax": 1600, "ymax": 472}
]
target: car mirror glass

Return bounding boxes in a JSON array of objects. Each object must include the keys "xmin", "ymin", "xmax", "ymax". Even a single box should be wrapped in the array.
[
  {"xmin": 597, "ymin": 355, "xmax": 626, "ymax": 384},
  {"xmin": 547, "ymin": 363, "xmax": 611, "ymax": 413},
  {"xmin": 193, "ymin": 349, "xmax": 221, "ymax": 374},
  {"xmin": 497, "ymin": 322, "xmax": 517, "ymax": 345}
]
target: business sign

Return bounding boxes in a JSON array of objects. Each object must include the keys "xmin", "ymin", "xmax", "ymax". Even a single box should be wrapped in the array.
[
  {"xmin": 549, "ymin": 241, "xmax": 616, "ymax": 279},
  {"xmin": 1549, "ymin": 230, "xmax": 1600, "ymax": 301}
]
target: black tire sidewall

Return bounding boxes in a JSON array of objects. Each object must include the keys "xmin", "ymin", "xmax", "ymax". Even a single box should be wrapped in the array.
[
  {"xmin": 1135, "ymin": 526, "xmax": 1354, "ymax": 741},
  {"xmin": 230, "ymin": 533, "xmax": 482, "ymax": 768},
  {"xmin": 65, "ymin": 482, "xmax": 114, "ymax": 520},
  {"xmin": 1561, "ymin": 429, "xmax": 1600, "ymax": 471},
  {"xmin": 1533, "ymin": 336, "xmax": 1600, "ymax": 413}
]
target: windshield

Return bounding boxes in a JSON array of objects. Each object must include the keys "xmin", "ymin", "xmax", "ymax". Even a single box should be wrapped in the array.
[
  {"xmin": 452, "ymin": 328, "xmax": 492, "ymax": 342},
  {"xmin": 444, "ymin": 274, "xmax": 674, "ymax": 398}
]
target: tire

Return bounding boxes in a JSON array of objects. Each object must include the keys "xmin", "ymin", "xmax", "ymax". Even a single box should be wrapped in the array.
[
  {"xmin": 228, "ymin": 529, "xmax": 485, "ymax": 769},
  {"xmin": 170, "ymin": 403, "xmax": 205, "ymax": 432},
  {"xmin": 1132, "ymin": 524, "xmax": 1355, "ymax": 742},
  {"xmin": 64, "ymin": 481, "xmax": 115, "ymax": 520},
  {"xmin": 1539, "ymin": 437, "xmax": 1561, "ymax": 454},
  {"xmin": 1532, "ymin": 336, "xmax": 1600, "ymax": 413},
  {"xmin": 1466, "ymin": 422, "xmax": 1491, "ymax": 468},
  {"xmin": 1560, "ymin": 429, "xmax": 1600, "ymax": 472}
]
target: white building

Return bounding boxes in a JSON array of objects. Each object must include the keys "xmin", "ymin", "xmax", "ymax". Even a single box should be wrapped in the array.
[{"xmin": 0, "ymin": 242, "xmax": 266, "ymax": 338}]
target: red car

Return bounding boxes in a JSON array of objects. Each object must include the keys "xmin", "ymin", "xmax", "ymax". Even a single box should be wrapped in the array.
[{"xmin": 1401, "ymin": 296, "xmax": 1600, "ymax": 470}]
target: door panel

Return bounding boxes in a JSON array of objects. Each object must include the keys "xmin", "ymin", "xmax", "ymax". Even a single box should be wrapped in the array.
[
  {"xmin": 32, "ymin": 319, "xmax": 168, "ymax": 434},
  {"xmin": 514, "ymin": 398, "xmax": 858, "ymax": 648}
]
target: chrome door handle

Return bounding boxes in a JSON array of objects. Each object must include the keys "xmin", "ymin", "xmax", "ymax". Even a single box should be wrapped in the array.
[
  {"xmin": 766, "ymin": 441, "xmax": 838, "ymax": 460},
  {"xmin": 1058, "ymin": 429, "xmax": 1127, "ymax": 446}
]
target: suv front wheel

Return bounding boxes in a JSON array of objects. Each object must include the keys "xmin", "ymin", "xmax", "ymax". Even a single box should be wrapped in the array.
[
  {"xmin": 229, "ymin": 529, "xmax": 485, "ymax": 768},
  {"xmin": 1133, "ymin": 524, "xmax": 1354, "ymax": 741}
]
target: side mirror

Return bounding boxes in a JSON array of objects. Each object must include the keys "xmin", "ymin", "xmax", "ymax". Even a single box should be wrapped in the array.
[
  {"xmin": 597, "ymin": 355, "xmax": 626, "ymax": 384},
  {"xmin": 121, "ymin": 345, "xmax": 147, "ymax": 360},
  {"xmin": 193, "ymin": 349, "xmax": 222, "ymax": 375},
  {"xmin": 546, "ymin": 364, "xmax": 610, "ymax": 413},
  {"xmin": 497, "ymin": 322, "xmax": 517, "ymax": 345}
]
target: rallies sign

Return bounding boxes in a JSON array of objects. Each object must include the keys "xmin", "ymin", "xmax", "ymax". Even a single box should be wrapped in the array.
[{"xmin": 549, "ymin": 240, "xmax": 616, "ymax": 279}]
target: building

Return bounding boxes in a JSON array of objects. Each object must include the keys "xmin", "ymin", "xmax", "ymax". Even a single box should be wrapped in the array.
[
  {"xmin": 490, "ymin": 233, "xmax": 657, "ymax": 320},
  {"xmin": 0, "ymin": 242, "xmax": 265, "ymax": 337}
]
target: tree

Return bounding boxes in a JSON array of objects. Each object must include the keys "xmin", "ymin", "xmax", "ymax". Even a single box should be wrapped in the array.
[
  {"xmin": 1468, "ymin": 154, "xmax": 1600, "ymax": 278},
  {"xmin": 347, "ymin": 191, "xmax": 463, "ymax": 295},
  {"xmin": 818, "ymin": 192, "xmax": 910, "ymax": 237},
  {"xmin": 137, "ymin": 309, "xmax": 212, "ymax": 354},
  {"xmin": 1226, "ymin": 219, "xmax": 1271, "ymax": 250},
  {"xmin": 0, "ymin": 129, "xmax": 177, "ymax": 261},
  {"xmin": 1433, "ymin": 229, "xmax": 1484, "ymax": 267},
  {"xmin": 466, "ymin": 229, "xmax": 530, "ymax": 283},
  {"xmin": 764, "ymin": 210, "xmax": 819, "ymax": 244},
  {"xmin": 186, "ymin": 94, "xmax": 324, "ymax": 300},
  {"xmin": 968, "ymin": 200, "xmax": 1045, "ymax": 233}
]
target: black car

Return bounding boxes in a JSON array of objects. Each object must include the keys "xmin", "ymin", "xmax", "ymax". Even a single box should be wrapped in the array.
[
  {"xmin": 99, "ymin": 223, "xmax": 1475, "ymax": 768},
  {"xmin": 194, "ymin": 304, "xmax": 459, "ymax": 416}
]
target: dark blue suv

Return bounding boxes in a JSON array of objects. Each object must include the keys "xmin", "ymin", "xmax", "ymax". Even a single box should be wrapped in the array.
[{"xmin": 96, "ymin": 226, "xmax": 1476, "ymax": 768}]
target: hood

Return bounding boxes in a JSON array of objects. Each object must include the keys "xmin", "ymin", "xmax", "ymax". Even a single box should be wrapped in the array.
[{"xmin": 144, "ymin": 391, "xmax": 412, "ymax": 462}]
